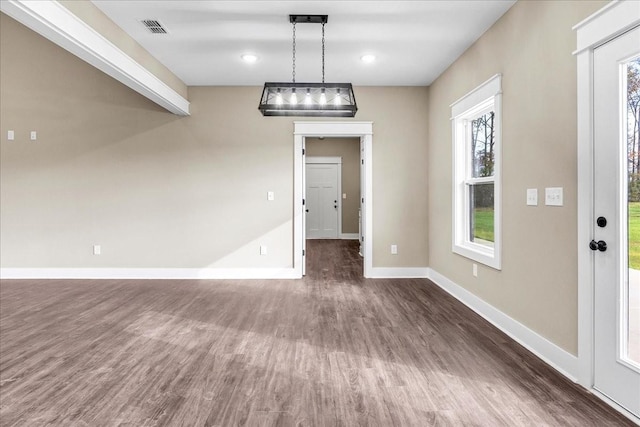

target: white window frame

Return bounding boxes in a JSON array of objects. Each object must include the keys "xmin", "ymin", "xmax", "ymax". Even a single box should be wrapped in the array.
[{"xmin": 451, "ymin": 74, "xmax": 502, "ymax": 270}]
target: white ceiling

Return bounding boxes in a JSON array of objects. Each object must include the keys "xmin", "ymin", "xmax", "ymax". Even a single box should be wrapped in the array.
[{"xmin": 91, "ymin": 1, "xmax": 515, "ymax": 87}]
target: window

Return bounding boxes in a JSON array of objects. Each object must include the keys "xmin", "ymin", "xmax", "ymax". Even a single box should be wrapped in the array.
[{"xmin": 452, "ymin": 74, "xmax": 502, "ymax": 269}]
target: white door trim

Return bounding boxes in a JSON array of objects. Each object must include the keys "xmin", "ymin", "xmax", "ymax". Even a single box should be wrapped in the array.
[
  {"xmin": 576, "ymin": 0, "xmax": 640, "ymax": 422},
  {"xmin": 306, "ymin": 157, "xmax": 342, "ymax": 239},
  {"xmin": 294, "ymin": 121, "xmax": 373, "ymax": 278}
]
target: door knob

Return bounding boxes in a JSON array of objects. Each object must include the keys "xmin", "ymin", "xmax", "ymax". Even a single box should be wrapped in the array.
[
  {"xmin": 305, "ymin": 209, "xmax": 309, "ymax": 213},
  {"xmin": 597, "ymin": 216, "xmax": 607, "ymax": 227},
  {"xmin": 589, "ymin": 240, "xmax": 607, "ymax": 252}
]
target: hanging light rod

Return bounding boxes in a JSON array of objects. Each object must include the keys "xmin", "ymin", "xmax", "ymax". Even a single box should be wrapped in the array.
[{"xmin": 258, "ymin": 14, "xmax": 357, "ymax": 117}]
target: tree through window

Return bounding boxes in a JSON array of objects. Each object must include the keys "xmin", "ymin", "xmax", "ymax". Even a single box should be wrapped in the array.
[{"xmin": 470, "ymin": 111, "xmax": 496, "ymax": 245}]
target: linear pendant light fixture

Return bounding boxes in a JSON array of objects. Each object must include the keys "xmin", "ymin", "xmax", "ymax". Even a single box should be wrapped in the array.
[{"xmin": 258, "ymin": 15, "xmax": 357, "ymax": 117}]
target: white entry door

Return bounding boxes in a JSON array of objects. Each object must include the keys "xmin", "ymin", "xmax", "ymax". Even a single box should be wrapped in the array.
[
  {"xmin": 306, "ymin": 160, "xmax": 340, "ymax": 239},
  {"xmin": 593, "ymin": 26, "xmax": 640, "ymax": 418}
]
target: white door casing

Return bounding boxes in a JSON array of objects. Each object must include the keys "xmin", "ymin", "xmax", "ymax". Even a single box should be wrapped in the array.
[
  {"xmin": 306, "ymin": 158, "xmax": 342, "ymax": 239},
  {"xmin": 593, "ymin": 25, "xmax": 640, "ymax": 417},
  {"xmin": 360, "ymin": 138, "xmax": 365, "ymax": 255},
  {"xmin": 293, "ymin": 121, "xmax": 373, "ymax": 278}
]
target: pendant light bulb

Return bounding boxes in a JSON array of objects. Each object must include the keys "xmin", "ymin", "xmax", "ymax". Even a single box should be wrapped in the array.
[
  {"xmin": 290, "ymin": 88, "xmax": 298, "ymax": 105},
  {"xmin": 305, "ymin": 89, "xmax": 312, "ymax": 105},
  {"xmin": 334, "ymin": 88, "xmax": 341, "ymax": 106},
  {"xmin": 320, "ymin": 88, "xmax": 327, "ymax": 105},
  {"xmin": 275, "ymin": 88, "xmax": 283, "ymax": 105}
]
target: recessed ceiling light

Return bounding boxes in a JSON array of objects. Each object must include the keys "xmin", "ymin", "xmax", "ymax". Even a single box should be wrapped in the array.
[
  {"xmin": 241, "ymin": 54, "xmax": 258, "ymax": 63},
  {"xmin": 360, "ymin": 54, "xmax": 376, "ymax": 63}
]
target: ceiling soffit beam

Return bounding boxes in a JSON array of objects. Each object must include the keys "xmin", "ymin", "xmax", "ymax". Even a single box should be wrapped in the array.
[{"xmin": 0, "ymin": 0, "xmax": 190, "ymax": 116}]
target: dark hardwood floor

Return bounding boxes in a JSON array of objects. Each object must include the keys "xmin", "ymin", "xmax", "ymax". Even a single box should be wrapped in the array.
[{"xmin": 0, "ymin": 240, "xmax": 633, "ymax": 426}]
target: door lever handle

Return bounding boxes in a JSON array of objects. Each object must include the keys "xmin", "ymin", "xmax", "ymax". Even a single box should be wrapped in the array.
[{"xmin": 589, "ymin": 240, "xmax": 607, "ymax": 252}]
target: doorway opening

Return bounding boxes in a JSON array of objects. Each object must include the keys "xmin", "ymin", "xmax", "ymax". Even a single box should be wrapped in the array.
[
  {"xmin": 293, "ymin": 121, "xmax": 373, "ymax": 278},
  {"xmin": 305, "ymin": 138, "xmax": 362, "ymax": 277}
]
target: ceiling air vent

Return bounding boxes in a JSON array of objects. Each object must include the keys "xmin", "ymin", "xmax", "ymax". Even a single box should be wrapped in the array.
[{"xmin": 141, "ymin": 19, "xmax": 168, "ymax": 34}]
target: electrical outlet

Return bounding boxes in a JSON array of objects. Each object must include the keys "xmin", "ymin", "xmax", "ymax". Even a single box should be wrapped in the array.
[
  {"xmin": 93, "ymin": 245, "xmax": 101, "ymax": 255},
  {"xmin": 473, "ymin": 263, "xmax": 478, "ymax": 277},
  {"xmin": 267, "ymin": 191, "xmax": 274, "ymax": 201},
  {"xmin": 260, "ymin": 245, "xmax": 267, "ymax": 255},
  {"xmin": 7, "ymin": 130, "xmax": 14, "ymax": 141},
  {"xmin": 30, "ymin": 131, "xmax": 37, "ymax": 141},
  {"xmin": 391, "ymin": 244, "xmax": 398, "ymax": 255}
]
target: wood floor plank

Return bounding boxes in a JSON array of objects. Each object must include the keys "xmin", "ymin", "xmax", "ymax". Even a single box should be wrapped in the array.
[{"xmin": 0, "ymin": 240, "xmax": 634, "ymax": 426}]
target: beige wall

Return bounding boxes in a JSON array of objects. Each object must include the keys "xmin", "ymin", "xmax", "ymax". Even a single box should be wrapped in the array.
[
  {"xmin": 0, "ymin": 13, "xmax": 429, "ymax": 270},
  {"xmin": 59, "ymin": 0, "xmax": 188, "ymax": 99},
  {"xmin": 0, "ymin": 0, "xmax": 609, "ymax": 357},
  {"xmin": 427, "ymin": 0, "xmax": 607, "ymax": 354},
  {"xmin": 306, "ymin": 138, "xmax": 360, "ymax": 235}
]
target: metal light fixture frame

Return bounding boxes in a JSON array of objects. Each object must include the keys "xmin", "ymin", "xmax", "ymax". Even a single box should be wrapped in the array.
[{"xmin": 258, "ymin": 15, "xmax": 357, "ymax": 117}]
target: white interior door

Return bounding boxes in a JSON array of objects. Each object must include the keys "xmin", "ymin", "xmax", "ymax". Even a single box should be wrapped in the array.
[
  {"xmin": 593, "ymin": 26, "xmax": 640, "ymax": 418},
  {"xmin": 302, "ymin": 141, "xmax": 306, "ymax": 275},
  {"xmin": 306, "ymin": 161, "xmax": 340, "ymax": 239}
]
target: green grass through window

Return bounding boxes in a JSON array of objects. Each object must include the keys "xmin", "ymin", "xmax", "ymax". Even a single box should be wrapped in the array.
[
  {"xmin": 629, "ymin": 202, "xmax": 640, "ymax": 270},
  {"xmin": 473, "ymin": 208, "xmax": 494, "ymax": 242}
]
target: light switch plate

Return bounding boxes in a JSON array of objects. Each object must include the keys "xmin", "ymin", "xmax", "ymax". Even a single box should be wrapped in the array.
[
  {"xmin": 7, "ymin": 130, "xmax": 14, "ymax": 141},
  {"xmin": 526, "ymin": 188, "xmax": 538, "ymax": 206},
  {"xmin": 343, "ymin": 193, "xmax": 347, "ymax": 199},
  {"xmin": 545, "ymin": 187, "xmax": 563, "ymax": 206}
]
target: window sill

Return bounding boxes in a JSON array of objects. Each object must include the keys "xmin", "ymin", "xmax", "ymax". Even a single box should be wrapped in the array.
[{"xmin": 453, "ymin": 243, "xmax": 502, "ymax": 270}]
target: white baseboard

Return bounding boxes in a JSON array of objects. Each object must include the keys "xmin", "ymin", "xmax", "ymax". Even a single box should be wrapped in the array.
[
  {"xmin": 340, "ymin": 233, "xmax": 359, "ymax": 240},
  {"xmin": 426, "ymin": 268, "xmax": 579, "ymax": 382},
  {"xmin": 367, "ymin": 267, "xmax": 429, "ymax": 279},
  {"xmin": 0, "ymin": 268, "xmax": 300, "ymax": 280}
]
